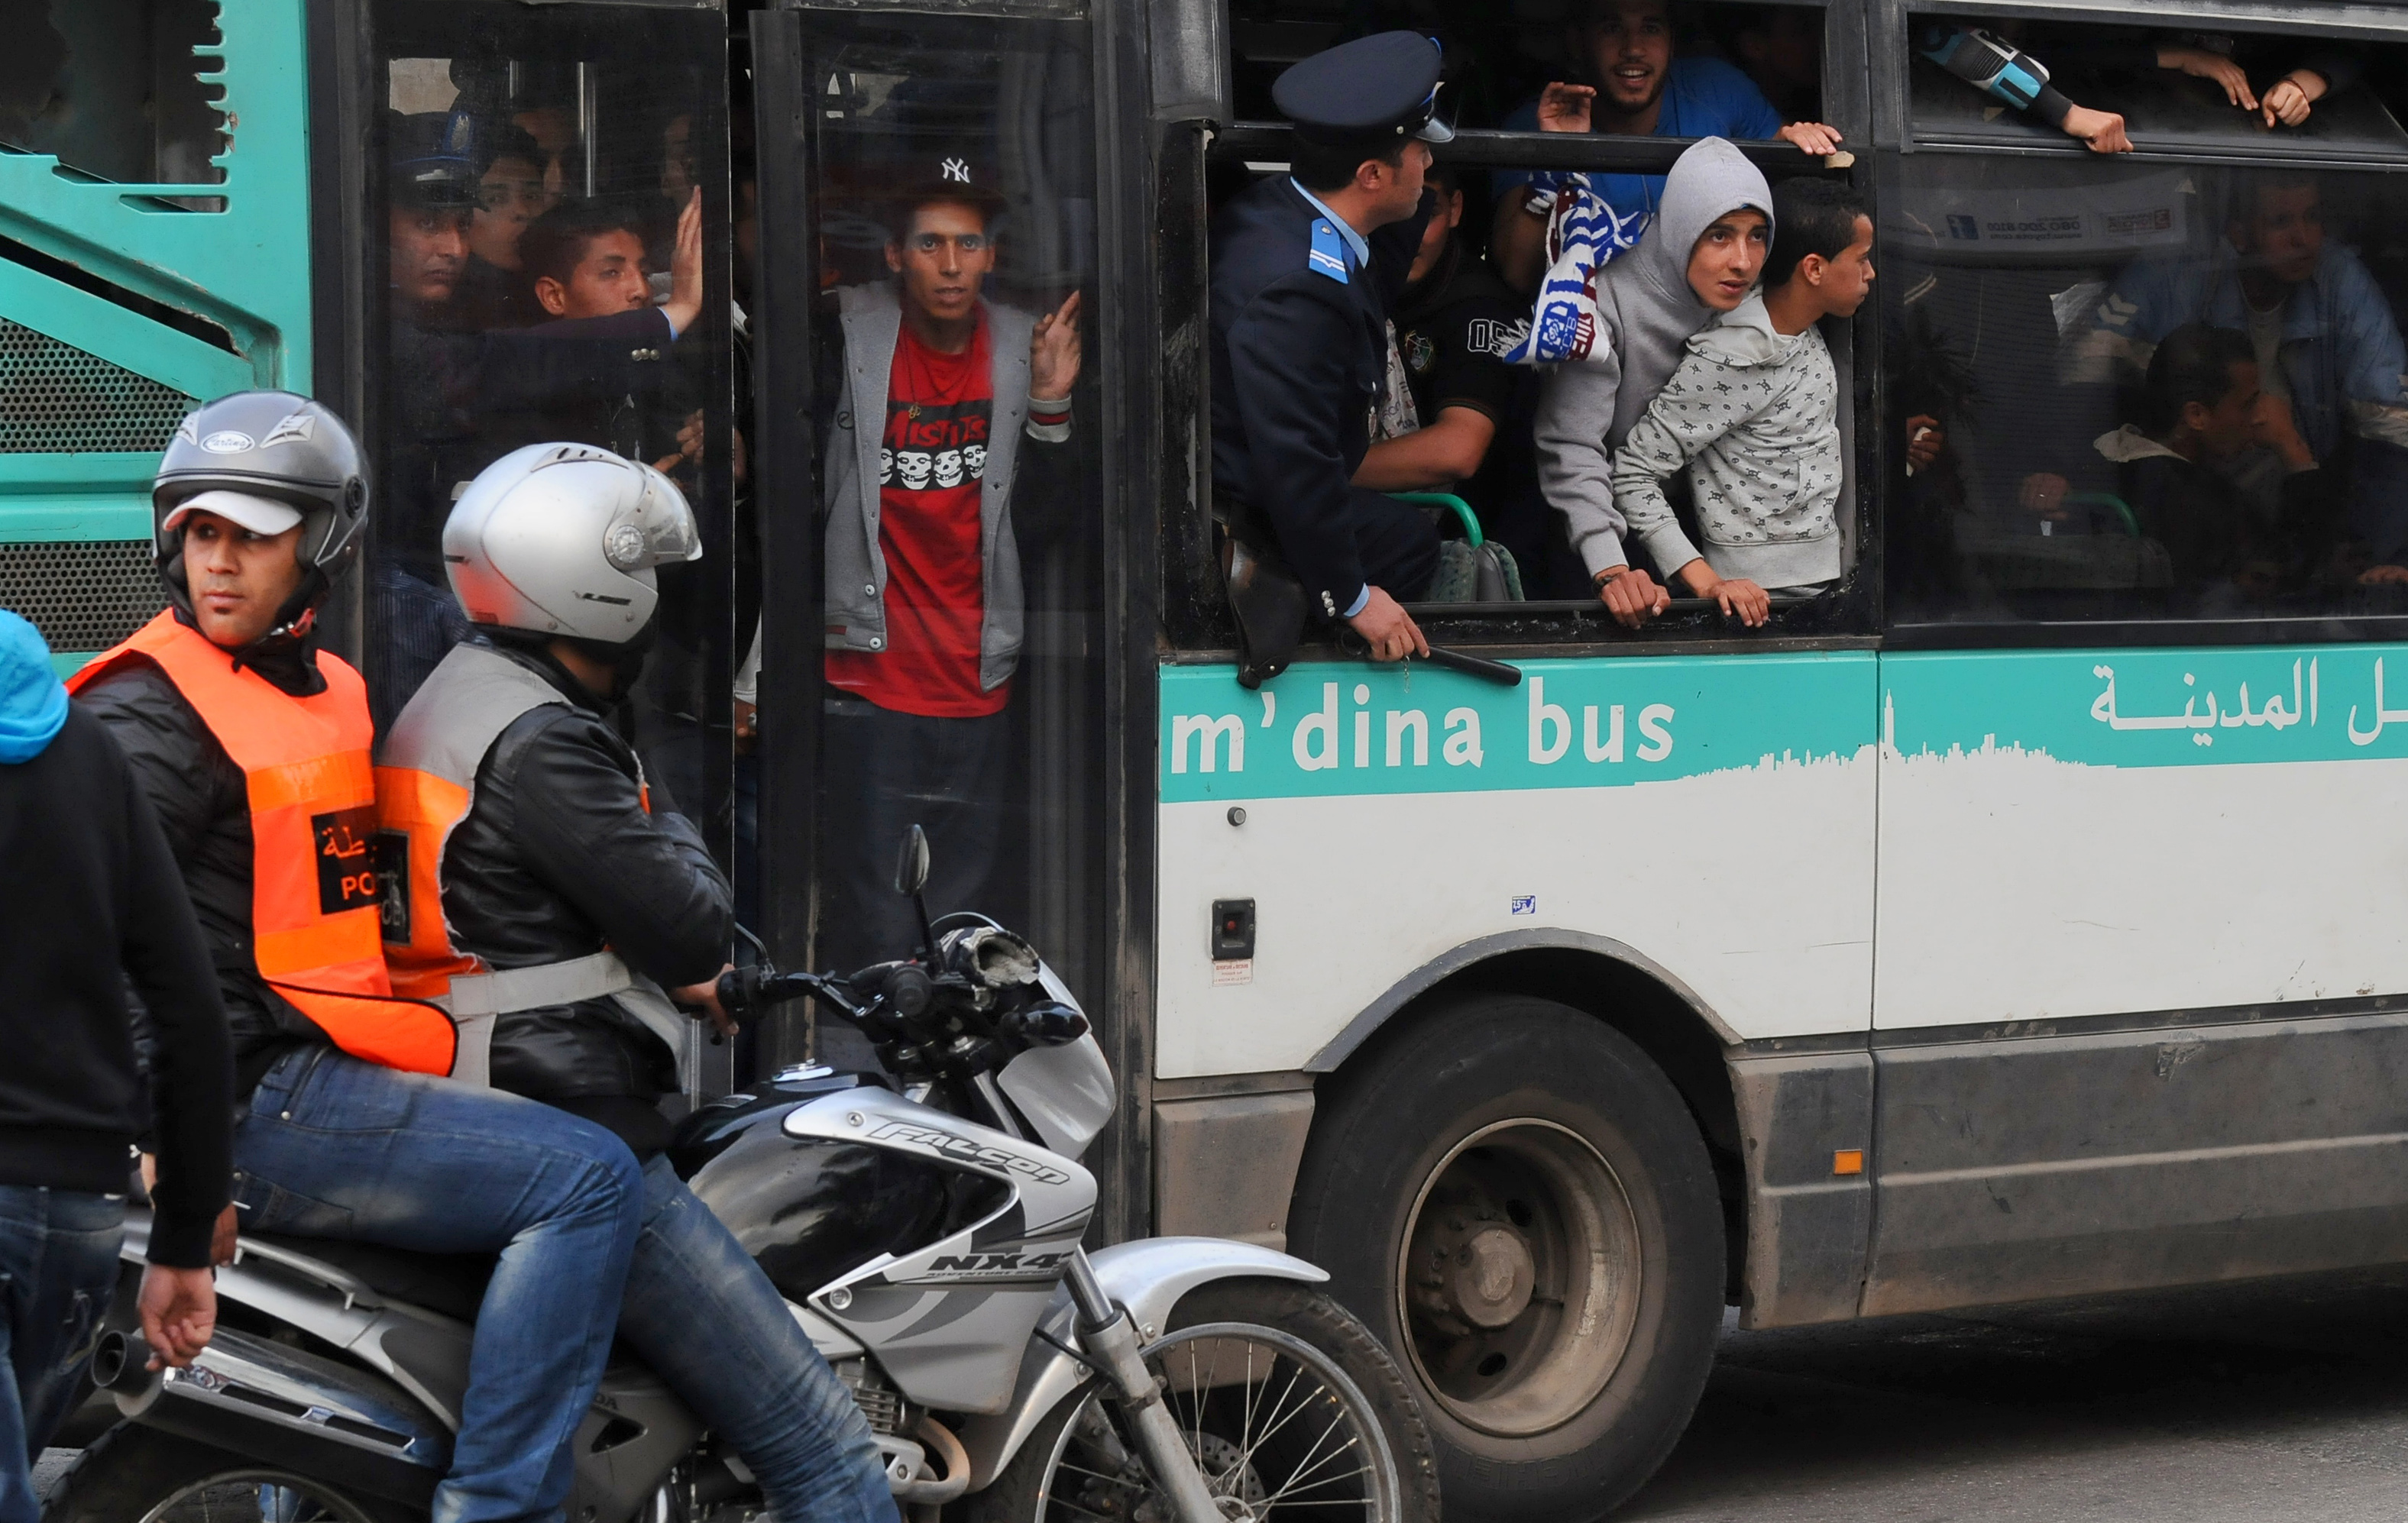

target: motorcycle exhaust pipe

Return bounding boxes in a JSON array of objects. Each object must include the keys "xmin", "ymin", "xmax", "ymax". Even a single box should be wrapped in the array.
[
  {"xmin": 882, "ymin": 1417, "xmax": 972, "ymax": 1505},
  {"xmin": 89, "ymin": 1331, "xmax": 163, "ymax": 1411}
]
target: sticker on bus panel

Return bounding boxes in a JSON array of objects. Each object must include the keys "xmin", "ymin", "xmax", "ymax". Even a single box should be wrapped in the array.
[{"xmin": 1160, "ymin": 654, "xmax": 1876, "ymax": 803}]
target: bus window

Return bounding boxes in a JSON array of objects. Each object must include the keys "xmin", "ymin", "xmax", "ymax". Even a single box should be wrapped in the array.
[
  {"xmin": 0, "ymin": 0, "xmax": 228, "ymax": 191},
  {"xmin": 364, "ymin": 0, "xmax": 734, "ymax": 873},
  {"xmin": 1203, "ymin": 2, "xmax": 1863, "ymax": 629},
  {"xmin": 1883, "ymin": 148, "xmax": 2408, "ymax": 626},
  {"xmin": 768, "ymin": 12, "xmax": 1106, "ymax": 1056},
  {"xmin": 1910, "ymin": 15, "xmax": 2408, "ymax": 157}
]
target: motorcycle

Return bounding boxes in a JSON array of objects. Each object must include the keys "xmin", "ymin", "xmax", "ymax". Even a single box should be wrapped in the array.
[{"xmin": 45, "ymin": 826, "xmax": 1439, "ymax": 1523}]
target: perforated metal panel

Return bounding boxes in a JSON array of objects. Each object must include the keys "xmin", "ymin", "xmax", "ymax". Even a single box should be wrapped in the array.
[
  {"xmin": 0, "ymin": 540, "xmax": 164, "ymax": 654},
  {"xmin": 0, "ymin": 319, "xmax": 197, "ymax": 454}
]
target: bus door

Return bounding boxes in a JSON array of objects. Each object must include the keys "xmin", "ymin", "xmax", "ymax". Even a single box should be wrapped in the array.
[
  {"xmin": 356, "ymin": 0, "xmax": 739, "ymax": 1098},
  {"xmin": 1870, "ymin": 0, "xmax": 2408, "ymax": 1312},
  {"xmin": 746, "ymin": 1, "xmax": 1121, "ymax": 1165}
]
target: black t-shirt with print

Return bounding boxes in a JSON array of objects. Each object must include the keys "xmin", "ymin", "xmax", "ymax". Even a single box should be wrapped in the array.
[{"xmin": 1393, "ymin": 241, "xmax": 1523, "ymax": 527}]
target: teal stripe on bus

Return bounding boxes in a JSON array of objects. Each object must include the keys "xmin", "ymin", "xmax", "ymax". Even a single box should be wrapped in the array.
[
  {"xmin": 1158, "ymin": 653, "xmax": 1876, "ymax": 802},
  {"xmin": 1883, "ymin": 645, "xmax": 2408, "ymax": 769}
]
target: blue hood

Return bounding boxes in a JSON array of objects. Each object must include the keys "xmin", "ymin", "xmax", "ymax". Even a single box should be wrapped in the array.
[{"xmin": 0, "ymin": 610, "xmax": 68, "ymax": 764}]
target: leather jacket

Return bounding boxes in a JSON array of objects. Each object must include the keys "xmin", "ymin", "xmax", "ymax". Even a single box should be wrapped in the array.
[
  {"xmin": 76, "ymin": 622, "xmax": 332, "ymax": 1095},
  {"xmin": 439, "ymin": 645, "xmax": 732, "ymax": 1155}
]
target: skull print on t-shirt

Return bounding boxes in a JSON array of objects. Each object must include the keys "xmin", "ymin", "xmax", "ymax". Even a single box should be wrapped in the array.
[{"xmin": 828, "ymin": 313, "xmax": 1005, "ymax": 719}]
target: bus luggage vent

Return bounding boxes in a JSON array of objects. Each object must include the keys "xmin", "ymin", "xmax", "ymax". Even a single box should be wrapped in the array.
[
  {"xmin": 0, "ymin": 319, "xmax": 198, "ymax": 454},
  {"xmin": 0, "ymin": 540, "xmax": 164, "ymax": 654}
]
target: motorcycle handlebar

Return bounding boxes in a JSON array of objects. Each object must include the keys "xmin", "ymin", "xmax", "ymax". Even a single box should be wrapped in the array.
[{"xmin": 714, "ymin": 959, "xmax": 932, "ymax": 1027}]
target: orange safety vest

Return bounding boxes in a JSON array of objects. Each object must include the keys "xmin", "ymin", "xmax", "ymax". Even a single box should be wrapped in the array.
[
  {"xmin": 374, "ymin": 642, "xmax": 572, "ymax": 1003},
  {"xmin": 69, "ymin": 611, "xmax": 458, "ymax": 1076}
]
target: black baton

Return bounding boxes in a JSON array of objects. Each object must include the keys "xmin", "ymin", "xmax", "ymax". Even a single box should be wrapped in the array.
[{"xmin": 1338, "ymin": 631, "xmax": 1522, "ymax": 686}]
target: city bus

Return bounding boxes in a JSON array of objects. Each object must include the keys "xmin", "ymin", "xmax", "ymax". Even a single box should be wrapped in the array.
[{"xmin": 11, "ymin": 0, "xmax": 2408, "ymax": 1515}]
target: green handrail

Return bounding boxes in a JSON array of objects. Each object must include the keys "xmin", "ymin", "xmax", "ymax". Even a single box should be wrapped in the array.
[
  {"xmin": 1389, "ymin": 491, "xmax": 1482, "ymax": 547},
  {"xmin": 2063, "ymin": 491, "xmax": 2141, "ymax": 538}
]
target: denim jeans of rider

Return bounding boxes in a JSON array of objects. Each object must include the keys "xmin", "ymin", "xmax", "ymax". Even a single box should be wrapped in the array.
[
  {"xmin": 232, "ymin": 1049, "xmax": 645, "ymax": 1523},
  {"xmin": 0, "ymin": 1187, "xmax": 121, "ymax": 1523},
  {"xmin": 620, "ymin": 1156, "xmax": 898, "ymax": 1523}
]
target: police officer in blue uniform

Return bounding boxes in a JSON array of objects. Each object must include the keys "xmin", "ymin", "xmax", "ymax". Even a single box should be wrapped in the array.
[{"xmin": 1212, "ymin": 32, "xmax": 1452, "ymax": 661}]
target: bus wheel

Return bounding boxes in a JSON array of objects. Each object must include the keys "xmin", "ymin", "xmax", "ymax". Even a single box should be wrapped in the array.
[{"xmin": 1288, "ymin": 994, "xmax": 1724, "ymax": 1522}]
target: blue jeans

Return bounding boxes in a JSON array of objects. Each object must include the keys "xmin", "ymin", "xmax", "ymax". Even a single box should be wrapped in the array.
[
  {"xmin": 0, "ymin": 1188, "xmax": 121, "ymax": 1523},
  {"xmin": 620, "ymin": 1156, "xmax": 897, "ymax": 1523},
  {"xmin": 233, "ymin": 1050, "xmax": 644, "ymax": 1523}
]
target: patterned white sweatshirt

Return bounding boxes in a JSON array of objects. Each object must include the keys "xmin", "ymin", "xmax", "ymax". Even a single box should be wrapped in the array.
[{"xmin": 1609, "ymin": 291, "xmax": 1843, "ymax": 589}]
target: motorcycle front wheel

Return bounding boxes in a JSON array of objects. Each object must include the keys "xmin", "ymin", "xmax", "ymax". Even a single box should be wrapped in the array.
[
  {"xmin": 42, "ymin": 1423, "xmax": 411, "ymax": 1523},
  {"xmin": 973, "ymin": 1278, "xmax": 1442, "ymax": 1523}
]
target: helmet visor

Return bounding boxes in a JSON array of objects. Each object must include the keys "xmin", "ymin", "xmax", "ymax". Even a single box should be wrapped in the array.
[{"xmin": 601, "ymin": 465, "xmax": 704, "ymax": 572}]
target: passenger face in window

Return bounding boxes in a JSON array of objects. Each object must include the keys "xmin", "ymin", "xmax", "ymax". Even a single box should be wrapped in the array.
[
  {"xmin": 513, "ymin": 106, "xmax": 574, "ymax": 213},
  {"xmin": 1686, "ymin": 209, "xmax": 1769, "ymax": 312},
  {"xmin": 390, "ymin": 207, "xmax": 468, "ymax": 309},
  {"xmin": 1579, "ymin": 0, "xmax": 1675, "ymax": 119},
  {"xmin": 533, "ymin": 229, "xmax": 651, "ymax": 319},
  {"xmin": 1410, "ymin": 182, "xmax": 1465, "ymax": 284},
  {"xmin": 1811, "ymin": 214, "xmax": 1877, "ymax": 319},
  {"xmin": 885, "ymin": 202, "xmax": 996, "ymax": 325},
  {"xmin": 470, "ymin": 154, "xmax": 546, "ymax": 273},
  {"xmin": 662, "ymin": 114, "xmax": 698, "ymax": 206},
  {"xmin": 2178, "ymin": 360, "xmax": 2266, "ymax": 461},
  {"xmin": 2232, "ymin": 182, "xmax": 2325, "ymax": 289}
]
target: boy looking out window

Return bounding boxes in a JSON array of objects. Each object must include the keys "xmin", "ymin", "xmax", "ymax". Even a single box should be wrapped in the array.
[{"xmin": 1608, "ymin": 176, "xmax": 1871, "ymax": 626}]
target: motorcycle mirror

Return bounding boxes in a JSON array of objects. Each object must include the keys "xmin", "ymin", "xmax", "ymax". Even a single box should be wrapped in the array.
[{"xmin": 894, "ymin": 824, "xmax": 931, "ymax": 897}]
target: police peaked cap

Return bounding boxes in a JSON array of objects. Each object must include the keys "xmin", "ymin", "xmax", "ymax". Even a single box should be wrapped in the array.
[
  {"xmin": 390, "ymin": 109, "xmax": 480, "ymax": 209},
  {"xmin": 1274, "ymin": 31, "xmax": 1453, "ymax": 147}
]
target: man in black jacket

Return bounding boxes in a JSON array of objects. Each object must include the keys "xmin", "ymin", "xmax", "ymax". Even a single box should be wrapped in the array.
[
  {"xmin": 0, "ymin": 608, "xmax": 225, "ymax": 1509},
  {"xmin": 379, "ymin": 445, "xmax": 895, "ymax": 1523}
]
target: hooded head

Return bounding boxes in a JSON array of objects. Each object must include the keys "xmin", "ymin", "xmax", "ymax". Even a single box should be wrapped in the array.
[
  {"xmin": 0, "ymin": 611, "xmax": 67, "ymax": 765},
  {"xmin": 1593, "ymin": 138, "xmax": 1775, "ymax": 448},
  {"xmin": 1620, "ymin": 137, "xmax": 1775, "ymax": 319}
]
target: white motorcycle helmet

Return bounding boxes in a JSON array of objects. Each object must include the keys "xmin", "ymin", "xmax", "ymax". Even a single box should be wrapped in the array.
[{"xmin": 443, "ymin": 443, "xmax": 701, "ymax": 642}]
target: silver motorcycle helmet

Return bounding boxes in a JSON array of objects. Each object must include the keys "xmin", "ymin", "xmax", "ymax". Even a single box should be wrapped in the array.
[
  {"xmin": 153, "ymin": 391, "xmax": 368, "ymax": 623},
  {"xmin": 442, "ymin": 443, "xmax": 702, "ymax": 642}
]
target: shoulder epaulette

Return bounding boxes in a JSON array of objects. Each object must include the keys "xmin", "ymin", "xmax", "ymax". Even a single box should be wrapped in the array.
[{"xmin": 1308, "ymin": 218, "xmax": 1351, "ymax": 285}]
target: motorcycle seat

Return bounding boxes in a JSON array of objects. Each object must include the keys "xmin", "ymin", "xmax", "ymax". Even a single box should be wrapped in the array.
[{"xmin": 242, "ymin": 1232, "xmax": 495, "ymax": 1324}]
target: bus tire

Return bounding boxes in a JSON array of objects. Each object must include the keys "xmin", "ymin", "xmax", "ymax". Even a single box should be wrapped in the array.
[{"xmin": 1288, "ymin": 994, "xmax": 1724, "ymax": 1522}]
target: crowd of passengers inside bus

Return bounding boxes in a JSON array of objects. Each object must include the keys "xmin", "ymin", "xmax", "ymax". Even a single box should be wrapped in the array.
[{"xmin": 1212, "ymin": 0, "xmax": 2408, "ymax": 625}]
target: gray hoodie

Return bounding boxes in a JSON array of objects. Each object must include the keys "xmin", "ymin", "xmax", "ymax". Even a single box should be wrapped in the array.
[
  {"xmin": 1533, "ymin": 137, "xmax": 1774, "ymax": 578},
  {"xmin": 1610, "ymin": 290, "xmax": 1843, "ymax": 589}
]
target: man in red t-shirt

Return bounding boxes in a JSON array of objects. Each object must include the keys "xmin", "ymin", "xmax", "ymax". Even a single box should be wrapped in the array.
[{"xmin": 817, "ymin": 157, "xmax": 1083, "ymax": 978}]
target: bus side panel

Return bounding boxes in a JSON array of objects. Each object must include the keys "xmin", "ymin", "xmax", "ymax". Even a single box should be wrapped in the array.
[
  {"xmin": 1869, "ymin": 645, "xmax": 2408, "ymax": 1311},
  {"xmin": 1152, "ymin": 652, "xmax": 1879, "ymax": 1080},
  {"xmin": 0, "ymin": 0, "xmax": 314, "ymax": 670}
]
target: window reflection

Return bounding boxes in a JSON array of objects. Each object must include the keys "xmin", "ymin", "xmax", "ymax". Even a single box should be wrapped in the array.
[
  {"xmin": 366, "ymin": 11, "xmax": 730, "ymax": 857},
  {"xmin": 1885, "ymin": 154, "xmax": 2408, "ymax": 622}
]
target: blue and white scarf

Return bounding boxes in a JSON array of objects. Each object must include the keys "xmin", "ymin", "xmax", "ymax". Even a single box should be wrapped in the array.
[{"xmin": 1503, "ymin": 173, "xmax": 1650, "ymax": 367}]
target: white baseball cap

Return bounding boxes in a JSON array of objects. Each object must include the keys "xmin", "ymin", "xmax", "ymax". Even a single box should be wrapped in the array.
[{"xmin": 161, "ymin": 489, "xmax": 305, "ymax": 537}]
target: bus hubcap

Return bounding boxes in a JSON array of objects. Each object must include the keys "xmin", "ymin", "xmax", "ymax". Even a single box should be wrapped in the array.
[{"xmin": 1397, "ymin": 1118, "xmax": 1643, "ymax": 1437}]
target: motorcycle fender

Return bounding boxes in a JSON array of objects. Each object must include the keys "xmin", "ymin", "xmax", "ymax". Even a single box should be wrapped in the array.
[
  {"xmin": 956, "ymin": 1237, "xmax": 1329, "ymax": 1489},
  {"xmin": 126, "ymin": 1214, "xmax": 476, "ymax": 1431}
]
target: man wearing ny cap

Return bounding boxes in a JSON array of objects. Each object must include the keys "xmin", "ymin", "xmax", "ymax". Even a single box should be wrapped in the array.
[
  {"xmin": 1210, "ymin": 31, "xmax": 1450, "ymax": 661},
  {"xmin": 812, "ymin": 154, "xmax": 1083, "ymax": 1006}
]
